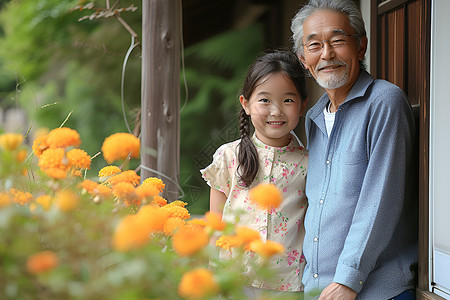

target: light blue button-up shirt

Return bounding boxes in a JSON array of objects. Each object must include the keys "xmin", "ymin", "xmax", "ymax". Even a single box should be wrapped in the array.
[{"xmin": 303, "ymin": 70, "xmax": 417, "ymax": 299}]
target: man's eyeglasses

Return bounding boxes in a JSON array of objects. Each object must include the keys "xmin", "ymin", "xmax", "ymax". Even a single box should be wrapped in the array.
[{"xmin": 302, "ymin": 33, "xmax": 359, "ymax": 54}]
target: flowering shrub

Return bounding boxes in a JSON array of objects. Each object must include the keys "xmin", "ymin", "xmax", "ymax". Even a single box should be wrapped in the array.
[{"xmin": 0, "ymin": 128, "xmax": 298, "ymax": 300}]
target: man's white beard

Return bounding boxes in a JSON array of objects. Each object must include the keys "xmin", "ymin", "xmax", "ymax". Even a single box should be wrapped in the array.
[{"xmin": 314, "ymin": 60, "xmax": 349, "ymax": 89}]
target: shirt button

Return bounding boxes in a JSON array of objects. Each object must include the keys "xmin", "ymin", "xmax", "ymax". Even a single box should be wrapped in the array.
[
  {"xmin": 313, "ymin": 237, "xmax": 318, "ymax": 242},
  {"xmin": 319, "ymin": 199, "xmax": 324, "ymax": 204},
  {"xmin": 326, "ymin": 160, "xmax": 330, "ymax": 165},
  {"xmin": 313, "ymin": 273, "xmax": 318, "ymax": 278},
  {"xmin": 359, "ymin": 280, "xmax": 363, "ymax": 285}
]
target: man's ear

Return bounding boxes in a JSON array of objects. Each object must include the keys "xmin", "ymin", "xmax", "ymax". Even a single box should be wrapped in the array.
[
  {"xmin": 358, "ymin": 36, "xmax": 368, "ymax": 60},
  {"xmin": 300, "ymin": 97, "xmax": 309, "ymax": 116},
  {"xmin": 297, "ymin": 53, "xmax": 308, "ymax": 70},
  {"xmin": 239, "ymin": 95, "xmax": 250, "ymax": 115}
]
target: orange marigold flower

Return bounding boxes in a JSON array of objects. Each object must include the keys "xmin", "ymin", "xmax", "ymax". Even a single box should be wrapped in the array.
[
  {"xmin": 9, "ymin": 188, "xmax": 33, "ymax": 206},
  {"xmin": 142, "ymin": 177, "xmax": 165, "ymax": 192},
  {"xmin": 46, "ymin": 127, "xmax": 81, "ymax": 149},
  {"xmin": 107, "ymin": 170, "xmax": 140, "ymax": 187},
  {"xmin": 204, "ymin": 211, "xmax": 226, "ymax": 231},
  {"xmin": 136, "ymin": 204, "xmax": 170, "ymax": 232},
  {"xmin": 0, "ymin": 133, "xmax": 24, "ymax": 151},
  {"xmin": 215, "ymin": 235, "xmax": 242, "ymax": 251},
  {"xmin": 172, "ymin": 226, "xmax": 208, "ymax": 256},
  {"xmin": 163, "ymin": 217, "xmax": 185, "ymax": 236},
  {"xmin": 67, "ymin": 149, "xmax": 91, "ymax": 169},
  {"xmin": 35, "ymin": 195, "xmax": 52, "ymax": 211},
  {"xmin": 152, "ymin": 195, "xmax": 168, "ymax": 207},
  {"xmin": 162, "ymin": 204, "xmax": 190, "ymax": 219},
  {"xmin": 235, "ymin": 226, "xmax": 261, "ymax": 245},
  {"xmin": 15, "ymin": 149, "xmax": 27, "ymax": 162},
  {"xmin": 178, "ymin": 268, "xmax": 219, "ymax": 299},
  {"xmin": 101, "ymin": 132, "xmax": 140, "ymax": 164},
  {"xmin": 98, "ymin": 165, "xmax": 122, "ymax": 178},
  {"xmin": 0, "ymin": 192, "xmax": 11, "ymax": 208},
  {"xmin": 249, "ymin": 240, "xmax": 285, "ymax": 258},
  {"xmin": 27, "ymin": 251, "xmax": 59, "ymax": 274},
  {"xmin": 32, "ymin": 135, "xmax": 49, "ymax": 157},
  {"xmin": 112, "ymin": 205, "xmax": 169, "ymax": 251},
  {"xmin": 38, "ymin": 148, "xmax": 68, "ymax": 170},
  {"xmin": 249, "ymin": 183, "xmax": 282, "ymax": 209},
  {"xmin": 112, "ymin": 182, "xmax": 136, "ymax": 199},
  {"xmin": 95, "ymin": 184, "xmax": 113, "ymax": 198},
  {"xmin": 170, "ymin": 200, "xmax": 188, "ymax": 207},
  {"xmin": 135, "ymin": 183, "xmax": 160, "ymax": 199},
  {"xmin": 55, "ymin": 190, "xmax": 79, "ymax": 212},
  {"xmin": 188, "ymin": 218, "xmax": 207, "ymax": 227},
  {"xmin": 43, "ymin": 167, "xmax": 67, "ymax": 179},
  {"xmin": 80, "ymin": 179, "xmax": 98, "ymax": 193},
  {"xmin": 113, "ymin": 215, "xmax": 149, "ymax": 251}
]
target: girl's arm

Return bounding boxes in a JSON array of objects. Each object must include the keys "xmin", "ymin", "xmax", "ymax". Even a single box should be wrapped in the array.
[
  {"xmin": 209, "ymin": 188, "xmax": 227, "ymax": 247},
  {"xmin": 209, "ymin": 187, "xmax": 226, "ymax": 217}
]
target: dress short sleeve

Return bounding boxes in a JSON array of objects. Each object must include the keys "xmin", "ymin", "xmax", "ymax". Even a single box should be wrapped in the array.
[{"xmin": 200, "ymin": 142, "xmax": 237, "ymax": 197}]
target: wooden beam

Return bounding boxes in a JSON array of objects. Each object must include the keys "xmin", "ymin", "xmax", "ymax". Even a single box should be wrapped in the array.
[{"xmin": 141, "ymin": 0, "xmax": 181, "ymax": 200}]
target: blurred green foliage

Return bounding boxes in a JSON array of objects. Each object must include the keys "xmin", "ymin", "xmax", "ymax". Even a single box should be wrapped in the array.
[{"xmin": 0, "ymin": 0, "xmax": 264, "ymax": 215}]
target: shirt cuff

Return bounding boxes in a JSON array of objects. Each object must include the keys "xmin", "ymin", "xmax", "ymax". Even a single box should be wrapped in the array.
[{"xmin": 333, "ymin": 263, "xmax": 367, "ymax": 293}]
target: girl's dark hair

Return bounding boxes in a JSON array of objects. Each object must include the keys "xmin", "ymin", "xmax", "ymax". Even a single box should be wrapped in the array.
[{"xmin": 238, "ymin": 49, "xmax": 308, "ymax": 187}]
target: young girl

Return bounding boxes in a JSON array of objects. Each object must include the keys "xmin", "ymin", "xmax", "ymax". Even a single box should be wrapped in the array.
[{"xmin": 201, "ymin": 50, "xmax": 308, "ymax": 297}]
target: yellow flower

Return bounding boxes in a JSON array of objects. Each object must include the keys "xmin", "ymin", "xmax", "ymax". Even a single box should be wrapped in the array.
[
  {"xmin": 215, "ymin": 235, "xmax": 242, "ymax": 251},
  {"xmin": 152, "ymin": 195, "xmax": 168, "ymax": 207},
  {"xmin": 67, "ymin": 148, "xmax": 91, "ymax": 169},
  {"xmin": 38, "ymin": 148, "xmax": 68, "ymax": 170},
  {"xmin": 27, "ymin": 251, "xmax": 59, "ymax": 274},
  {"xmin": 0, "ymin": 133, "xmax": 23, "ymax": 151},
  {"xmin": 170, "ymin": 200, "xmax": 188, "ymax": 207},
  {"xmin": 188, "ymin": 218, "xmax": 207, "ymax": 227},
  {"xmin": 142, "ymin": 177, "xmax": 165, "ymax": 192},
  {"xmin": 163, "ymin": 217, "xmax": 185, "ymax": 236},
  {"xmin": 107, "ymin": 170, "xmax": 140, "ymax": 187},
  {"xmin": 98, "ymin": 165, "xmax": 122, "ymax": 178},
  {"xmin": 178, "ymin": 268, "xmax": 219, "ymax": 299},
  {"xmin": 249, "ymin": 183, "xmax": 282, "ymax": 209},
  {"xmin": 136, "ymin": 204, "xmax": 170, "ymax": 232},
  {"xmin": 46, "ymin": 127, "xmax": 81, "ymax": 149},
  {"xmin": 95, "ymin": 184, "xmax": 113, "ymax": 198},
  {"xmin": 35, "ymin": 195, "xmax": 52, "ymax": 211},
  {"xmin": 162, "ymin": 204, "xmax": 190, "ymax": 219},
  {"xmin": 32, "ymin": 135, "xmax": 49, "ymax": 157},
  {"xmin": 0, "ymin": 192, "xmax": 11, "ymax": 208},
  {"xmin": 204, "ymin": 211, "xmax": 226, "ymax": 231},
  {"xmin": 249, "ymin": 240, "xmax": 285, "ymax": 258},
  {"xmin": 9, "ymin": 188, "xmax": 33, "ymax": 206},
  {"xmin": 55, "ymin": 190, "xmax": 79, "ymax": 212},
  {"xmin": 172, "ymin": 226, "xmax": 208, "ymax": 256},
  {"xmin": 101, "ymin": 132, "xmax": 140, "ymax": 164}
]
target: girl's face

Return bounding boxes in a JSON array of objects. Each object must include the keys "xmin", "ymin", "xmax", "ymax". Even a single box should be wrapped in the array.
[{"xmin": 240, "ymin": 72, "xmax": 306, "ymax": 147}]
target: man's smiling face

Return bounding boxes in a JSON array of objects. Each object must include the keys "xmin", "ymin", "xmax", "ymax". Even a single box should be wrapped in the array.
[{"xmin": 299, "ymin": 9, "xmax": 366, "ymax": 92}]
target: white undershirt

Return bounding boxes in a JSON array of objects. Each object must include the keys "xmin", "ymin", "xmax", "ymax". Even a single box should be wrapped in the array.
[{"xmin": 323, "ymin": 101, "xmax": 336, "ymax": 138}]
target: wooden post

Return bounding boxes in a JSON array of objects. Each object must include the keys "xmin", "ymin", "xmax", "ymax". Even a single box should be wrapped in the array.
[{"xmin": 141, "ymin": 0, "xmax": 181, "ymax": 200}]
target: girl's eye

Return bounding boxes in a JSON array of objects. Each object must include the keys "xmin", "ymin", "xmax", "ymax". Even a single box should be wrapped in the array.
[
  {"xmin": 284, "ymin": 99, "xmax": 295, "ymax": 103},
  {"xmin": 259, "ymin": 99, "xmax": 270, "ymax": 103}
]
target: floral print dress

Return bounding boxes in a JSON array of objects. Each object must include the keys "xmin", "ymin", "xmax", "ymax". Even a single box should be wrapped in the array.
[{"xmin": 201, "ymin": 134, "xmax": 308, "ymax": 291}]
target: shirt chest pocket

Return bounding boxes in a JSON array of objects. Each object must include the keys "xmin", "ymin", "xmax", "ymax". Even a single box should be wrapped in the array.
[{"xmin": 331, "ymin": 149, "xmax": 368, "ymax": 198}]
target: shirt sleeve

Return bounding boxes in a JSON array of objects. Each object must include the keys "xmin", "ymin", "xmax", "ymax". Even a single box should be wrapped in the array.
[
  {"xmin": 200, "ymin": 144, "xmax": 235, "ymax": 197},
  {"xmin": 333, "ymin": 87, "xmax": 415, "ymax": 292}
]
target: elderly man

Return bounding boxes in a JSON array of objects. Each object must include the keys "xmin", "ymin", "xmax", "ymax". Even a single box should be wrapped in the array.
[{"xmin": 291, "ymin": 0, "xmax": 417, "ymax": 299}]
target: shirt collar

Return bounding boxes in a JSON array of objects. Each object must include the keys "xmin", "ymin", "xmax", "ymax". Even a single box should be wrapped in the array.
[
  {"xmin": 251, "ymin": 133, "xmax": 300, "ymax": 152},
  {"xmin": 305, "ymin": 69, "xmax": 374, "ymax": 141}
]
